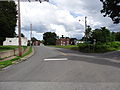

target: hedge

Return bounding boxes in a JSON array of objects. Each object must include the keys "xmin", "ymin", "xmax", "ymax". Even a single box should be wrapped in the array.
[{"xmin": 78, "ymin": 42, "xmax": 120, "ymax": 53}]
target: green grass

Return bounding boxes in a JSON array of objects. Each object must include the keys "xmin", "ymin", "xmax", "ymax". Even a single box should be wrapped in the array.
[
  {"xmin": 22, "ymin": 46, "xmax": 27, "ymax": 51},
  {"xmin": 21, "ymin": 47, "xmax": 32, "ymax": 57},
  {"xmin": 0, "ymin": 46, "xmax": 18, "ymax": 52},
  {"xmin": 0, "ymin": 46, "xmax": 27, "ymax": 52},
  {"xmin": 0, "ymin": 47, "xmax": 32, "ymax": 69},
  {"xmin": 49, "ymin": 45, "xmax": 78, "ymax": 50}
]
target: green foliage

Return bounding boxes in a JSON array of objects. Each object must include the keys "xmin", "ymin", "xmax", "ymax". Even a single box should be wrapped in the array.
[
  {"xmin": 100, "ymin": 0, "xmax": 120, "ymax": 24},
  {"xmin": 85, "ymin": 26, "xmax": 92, "ymax": 41},
  {"xmin": 21, "ymin": 47, "xmax": 32, "ymax": 57},
  {"xmin": 91, "ymin": 27, "xmax": 112, "ymax": 43},
  {"xmin": 114, "ymin": 32, "xmax": 120, "ymax": 41},
  {"xmin": 82, "ymin": 26, "xmax": 120, "ymax": 44},
  {"xmin": 31, "ymin": 37, "xmax": 38, "ymax": 42},
  {"xmin": 21, "ymin": 33, "xmax": 25, "ymax": 37},
  {"xmin": 0, "ymin": 1, "xmax": 17, "ymax": 45},
  {"xmin": 43, "ymin": 32, "xmax": 57, "ymax": 45},
  {"xmin": 78, "ymin": 42, "xmax": 120, "ymax": 53}
]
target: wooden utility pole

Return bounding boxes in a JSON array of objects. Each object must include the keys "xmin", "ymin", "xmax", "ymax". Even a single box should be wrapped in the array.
[
  {"xmin": 17, "ymin": 0, "xmax": 49, "ymax": 56},
  {"xmin": 84, "ymin": 16, "xmax": 87, "ymax": 42},
  {"xmin": 18, "ymin": 0, "xmax": 22, "ymax": 56}
]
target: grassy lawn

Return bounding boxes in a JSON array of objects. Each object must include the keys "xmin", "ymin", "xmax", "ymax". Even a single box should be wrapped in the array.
[
  {"xmin": 0, "ymin": 46, "xmax": 27, "ymax": 52},
  {"xmin": 0, "ymin": 46, "xmax": 18, "ymax": 52},
  {"xmin": 22, "ymin": 46, "xmax": 27, "ymax": 50},
  {"xmin": 0, "ymin": 46, "xmax": 32, "ymax": 69},
  {"xmin": 49, "ymin": 45, "xmax": 78, "ymax": 50}
]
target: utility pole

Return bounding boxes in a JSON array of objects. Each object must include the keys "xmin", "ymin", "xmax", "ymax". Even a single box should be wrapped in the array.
[
  {"xmin": 84, "ymin": 16, "xmax": 87, "ymax": 42},
  {"xmin": 18, "ymin": 0, "xmax": 22, "ymax": 56},
  {"xmin": 17, "ymin": 0, "xmax": 49, "ymax": 56},
  {"xmin": 30, "ymin": 23, "xmax": 32, "ymax": 46}
]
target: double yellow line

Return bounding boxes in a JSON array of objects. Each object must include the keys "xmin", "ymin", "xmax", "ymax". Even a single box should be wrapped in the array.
[{"xmin": 58, "ymin": 51, "xmax": 68, "ymax": 56}]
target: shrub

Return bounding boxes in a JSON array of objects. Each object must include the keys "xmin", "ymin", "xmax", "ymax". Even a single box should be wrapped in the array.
[{"xmin": 78, "ymin": 42, "xmax": 120, "ymax": 53}]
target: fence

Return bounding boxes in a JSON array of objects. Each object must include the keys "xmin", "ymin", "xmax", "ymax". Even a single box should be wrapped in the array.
[{"xmin": 0, "ymin": 47, "xmax": 29, "ymax": 59}]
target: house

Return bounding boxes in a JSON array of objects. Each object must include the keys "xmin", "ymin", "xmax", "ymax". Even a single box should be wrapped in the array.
[
  {"xmin": 32, "ymin": 41, "xmax": 41, "ymax": 46},
  {"xmin": 3, "ymin": 37, "xmax": 28, "ymax": 46},
  {"xmin": 70, "ymin": 38, "xmax": 77, "ymax": 45},
  {"xmin": 75, "ymin": 40, "xmax": 84, "ymax": 45},
  {"xmin": 56, "ymin": 35, "xmax": 70, "ymax": 46}
]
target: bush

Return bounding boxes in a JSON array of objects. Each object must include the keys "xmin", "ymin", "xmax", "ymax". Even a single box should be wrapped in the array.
[{"xmin": 78, "ymin": 42, "xmax": 120, "ymax": 53}]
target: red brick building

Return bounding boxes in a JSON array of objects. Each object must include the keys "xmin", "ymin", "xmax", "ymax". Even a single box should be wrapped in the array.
[
  {"xmin": 32, "ymin": 41, "xmax": 41, "ymax": 46},
  {"xmin": 56, "ymin": 35, "xmax": 70, "ymax": 46}
]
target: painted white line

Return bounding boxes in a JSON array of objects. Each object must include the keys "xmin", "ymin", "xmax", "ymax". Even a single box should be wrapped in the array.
[{"xmin": 44, "ymin": 58, "xmax": 68, "ymax": 61}]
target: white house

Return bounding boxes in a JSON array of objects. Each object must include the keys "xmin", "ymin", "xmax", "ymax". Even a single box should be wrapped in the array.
[
  {"xmin": 75, "ymin": 41, "xmax": 84, "ymax": 45},
  {"xmin": 3, "ymin": 37, "xmax": 28, "ymax": 46}
]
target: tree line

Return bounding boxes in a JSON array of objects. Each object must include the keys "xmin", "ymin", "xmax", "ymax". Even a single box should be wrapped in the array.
[{"xmin": 82, "ymin": 26, "xmax": 120, "ymax": 44}]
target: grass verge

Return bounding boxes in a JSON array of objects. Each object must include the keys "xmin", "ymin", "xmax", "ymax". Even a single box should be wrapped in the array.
[
  {"xmin": 0, "ymin": 46, "xmax": 18, "ymax": 52},
  {"xmin": 0, "ymin": 46, "xmax": 32, "ymax": 69},
  {"xmin": 0, "ymin": 46, "xmax": 27, "ymax": 52}
]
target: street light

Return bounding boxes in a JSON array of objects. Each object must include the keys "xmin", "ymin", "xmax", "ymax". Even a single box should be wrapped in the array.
[
  {"xmin": 78, "ymin": 16, "xmax": 87, "ymax": 42},
  {"xmin": 17, "ymin": 0, "xmax": 49, "ymax": 56}
]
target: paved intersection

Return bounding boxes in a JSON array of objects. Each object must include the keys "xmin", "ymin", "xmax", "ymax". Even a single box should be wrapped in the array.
[{"xmin": 0, "ymin": 46, "xmax": 120, "ymax": 89}]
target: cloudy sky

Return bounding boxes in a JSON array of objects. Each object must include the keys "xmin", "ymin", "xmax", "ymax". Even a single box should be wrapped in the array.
[{"xmin": 16, "ymin": 0, "xmax": 120, "ymax": 40}]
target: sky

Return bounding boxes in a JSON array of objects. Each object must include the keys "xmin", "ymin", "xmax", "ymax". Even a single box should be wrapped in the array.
[{"xmin": 15, "ymin": 0, "xmax": 120, "ymax": 40}]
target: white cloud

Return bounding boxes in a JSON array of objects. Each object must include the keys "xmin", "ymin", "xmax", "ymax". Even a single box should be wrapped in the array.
[
  {"xmin": 16, "ymin": 0, "xmax": 120, "ymax": 40},
  {"xmin": 50, "ymin": 24, "xmax": 69, "ymax": 37}
]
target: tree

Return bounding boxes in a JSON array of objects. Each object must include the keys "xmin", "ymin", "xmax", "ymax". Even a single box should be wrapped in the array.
[
  {"xmin": 21, "ymin": 33, "xmax": 25, "ymax": 37},
  {"xmin": 100, "ymin": 0, "xmax": 120, "ymax": 24},
  {"xmin": 43, "ymin": 32, "xmax": 57, "ymax": 45},
  {"xmin": 114, "ymin": 32, "xmax": 120, "ymax": 41},
  {"xmin": 85, "ymin": 26, "xmax": 92, "ymax": 42},
  {"xmin": 70, "ymin": 38, "xmax": 77, "ymax": 45},
  {"xmin": 0, "ymin": 1, "xmax": 17, "ymax": 45},
  {"xmin": 31, "ymin": 37, "xmax": 38, "ymax": 42},
  {"xmin": 91, "ymin": 27, "xmax": 111, "ymax": 43}
]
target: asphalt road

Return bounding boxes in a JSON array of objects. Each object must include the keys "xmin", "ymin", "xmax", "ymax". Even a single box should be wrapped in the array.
[{"xmin": 0, "ymin": 46, "xmax": 120, "ymax": 90}]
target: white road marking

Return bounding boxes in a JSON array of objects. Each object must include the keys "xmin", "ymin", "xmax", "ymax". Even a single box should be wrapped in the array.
[{"xmin": 44, "ymin": 58, "xmax": 68, "ymax": 61}]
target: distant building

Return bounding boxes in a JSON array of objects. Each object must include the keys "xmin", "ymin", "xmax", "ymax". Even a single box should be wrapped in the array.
[
  {"xmin": 32, "ymin": 41, "xmax": 41, "ymax": 46},
  {"xmin": 70, "ymin": 38, "xmax": 77, "ymax": 45},
  {"xmin": 75, "ymin": 41, "xmax": 84, "ymax": 45},
  {"xmin": 56, "ymin": 35, "xmax": 70, "ymax": 46},
  {"xmin": 3, "ymin": 37, "xmax": 28, "ymax": 46}
]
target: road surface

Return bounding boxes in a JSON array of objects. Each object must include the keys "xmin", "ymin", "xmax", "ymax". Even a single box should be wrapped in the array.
[{"xmin": 0, "ymin": 46, "xmax": 120, "ymax": 89}]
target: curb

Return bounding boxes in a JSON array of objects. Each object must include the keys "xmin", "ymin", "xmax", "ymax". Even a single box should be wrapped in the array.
[{"xmin": 13, "ymin": 47, "xmax": 35, "ymax": 64}]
